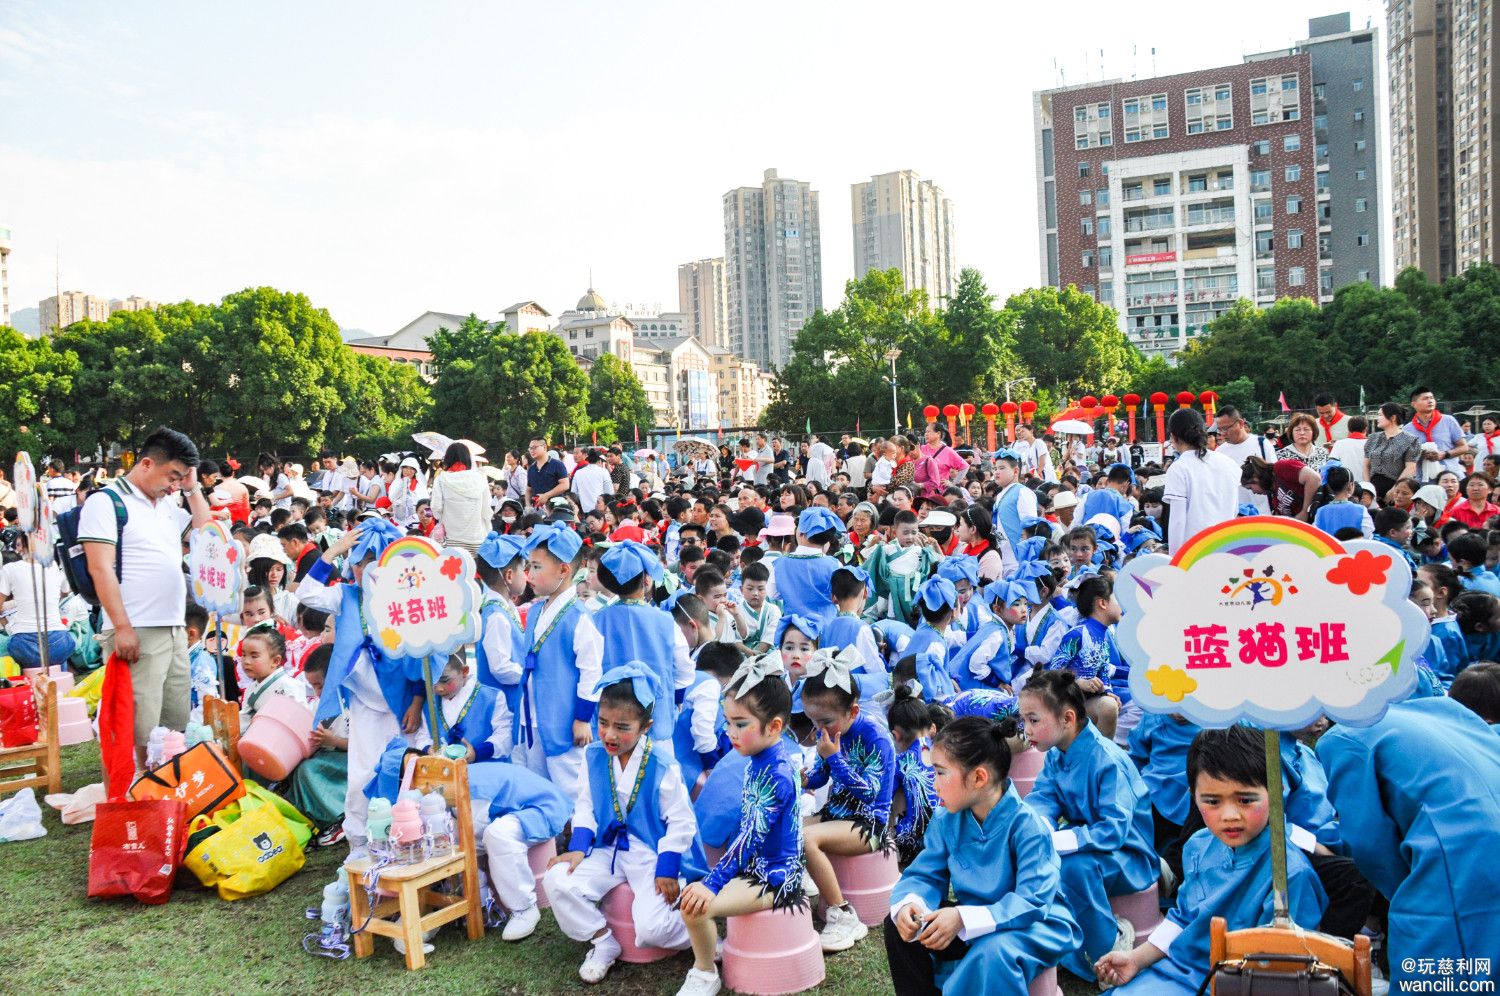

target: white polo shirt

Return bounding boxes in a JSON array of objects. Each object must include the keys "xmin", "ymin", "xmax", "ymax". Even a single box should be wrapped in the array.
[{"xmin": 78, "ymin": 477, "xmax": 192, "ymax": 631}]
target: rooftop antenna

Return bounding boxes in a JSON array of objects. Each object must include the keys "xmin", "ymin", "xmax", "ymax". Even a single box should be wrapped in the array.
[
  {"xmin": 1100, "ymin": 48, "xmax": 1105, "ymax": 82},
  {"xmin": 1053, "ymin": 57, "xmax": 1060, "ymax": 87},
  {"xmin": 1151, "ymin": 46, "xmax": 1157, "ymax": 76},
  {"xmin": 1132, "ymin": 45, "xmax": 1137, "ymax": 81}
]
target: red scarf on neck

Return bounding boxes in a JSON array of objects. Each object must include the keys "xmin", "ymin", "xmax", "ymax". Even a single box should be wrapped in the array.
[
  {"xmin": 1319, "ymin": 411, "xmax": 1345, "ymax": 442},
  {"xmin": 1410, "ymin": 413, "xmax": 1442, "ymax": 444},
  {"xmin": 964, "ymin": 539, "xmax": 993, "ymax": 558}
]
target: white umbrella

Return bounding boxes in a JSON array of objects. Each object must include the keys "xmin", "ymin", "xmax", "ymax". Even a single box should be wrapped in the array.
[
  {"xmin": 411, "ymin": 430, "xmax": 453, "ymax": 454},
  {"xmin": 1051, "ymin": 419, "xmax": 1093, "ymax": 435},
  {"xmin": 673, "ymin": 437, "xmax": 718, "ymax": 461}
]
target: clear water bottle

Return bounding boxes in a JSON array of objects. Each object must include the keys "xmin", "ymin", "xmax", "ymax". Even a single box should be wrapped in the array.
[
  {"xmin": 145, "ymin": 727, "xmax": 168, "ymax": 769},
  {"xmin": 419, "ymin": 790, "xmax": 454, "ymax": 859},
  {"xmin": 366, "ymin": 797, "xmax": 393, "ymax": 861}
]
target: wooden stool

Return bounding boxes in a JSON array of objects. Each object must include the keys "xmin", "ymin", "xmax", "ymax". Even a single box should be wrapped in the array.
[
  {"xmin": 602, "ymin": 883, "xmax": 678, "ymax": 964},
  {"xmin": 346, "ymin": 756, "xmax": 485, "ymax": 970},
  {"xmin": 1110, "ymin": 883, "xmax": 1164, "ymax": 937},
  {"xmin": 722, "ymin": 906, "xmax": 826, "ymax": 995},
  {"xmin": 1211, "ymin": 916, "xmax": 1371, "ymax": 996},
  {"xmin": 202, "ymin": 695, "xmax": 242, "ymax": 774},
  {"xmin": 820, "ymin": 848, "xmax": 900, "ymax": 926},
  {"xmin": 1010, "ymin": 746, "xmax": 1046, "ymax": 798},
  {"xmin": 0, "ymin": 675, "xmax": 60, "ymax": 797}
]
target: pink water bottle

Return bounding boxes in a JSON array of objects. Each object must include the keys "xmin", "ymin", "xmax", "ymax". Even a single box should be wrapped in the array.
[{"xmin": 390, "ymin": 798, "xmax": 424, "ymax": 863}]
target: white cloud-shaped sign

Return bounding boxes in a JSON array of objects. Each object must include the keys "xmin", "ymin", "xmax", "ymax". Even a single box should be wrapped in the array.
[
  {"xmin": 189, "ymin": 521, "xmax": 244, "ymax": 616},
  {"xmin": 1118, "ymin": 517, "xmax": 1429, "ymax": 730},
  {"xmin": 360, "ymin": 536, "xmax": 481, "ymax": 661}
]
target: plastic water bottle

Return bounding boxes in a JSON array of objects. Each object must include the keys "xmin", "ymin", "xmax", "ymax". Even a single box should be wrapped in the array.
[
  {"xmin": 320, "ymin": 879, "xmax": 350, "ymax": 927},
  {"xmin": 161, "ymin": 730, "xmax": 187, "ymax": 762},
  {"xmin": 184, "ymin": 723, "xmax": 213, "ymax": 747},
  {"xmin": 366, "ymin": 798, "xmax": 393, "ymax": 860},
  {"xmin": 419, "ymin": 791, "xmax": 454, "ymax": 859},
  {"xmin": 145, "ymin": 727, "xmax": 168, "ymax": 769},
  {"xmin": 390, "ymin": 798, "xmax": 424, "ymax": 864}
]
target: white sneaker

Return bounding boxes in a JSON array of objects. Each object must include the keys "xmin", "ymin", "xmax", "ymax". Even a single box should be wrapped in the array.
[
  {"xmin": 579, "ymin": 931, "xmax": 622, "ymax": 984},
  {"xmin": 819, "ymin": 904, "xmax": 869, "ymax": 952},
  {"xmin": 392, "ymin": 937, "xmax": 434, "ymax": 956},
  {"xmin": 675, "ymin": 967, "xmax": 722, "ymax": 996},
  {"xmin": 501, "ymin": 903, "xmax": 541, "ymax": 941},
  {"xmin": 801, "ymin": 871, "xmax": 820, "ymax": 904}
]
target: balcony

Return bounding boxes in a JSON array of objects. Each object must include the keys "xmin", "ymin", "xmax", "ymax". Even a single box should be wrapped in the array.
[
  {"xmin": 1185, "ymin": 206, "xmax": 1236, "ymax": 226},
  {"xmin": 1125, "ymin": 215, "xmax": 1175, "ymax": 233}
]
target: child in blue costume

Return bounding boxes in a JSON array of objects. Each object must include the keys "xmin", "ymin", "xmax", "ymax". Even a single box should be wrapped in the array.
[
  {"xmin": 475, "ymin": 532, "xmax": 529, "ymax": 756},
  {"xmin": 1452, "ymin": 589, "xmax": 1500, "ymax": 672},
  {"xmin": 676, "ymin": 652, "xmax": 806, "ymax": 996},
  {"xmin": 1312, "ymin": 466, "xmax": 1373, "ymax": 537},
  {"xmin": 479, "ymin": 748, "xmax": 575, "ymax": 941},
  {"xmin": 674, "ymin": 641, "xmax": 737, "ymax": 790},
  {"xmin": 885, "ymin": 715, "xmax": 1082, "ymax": 995},
  {"xmin": 885, "ymin": 686, "xmax": 939, "ymax": 864},
  {"xmin": 545, "ymin": 664, "xmax": 703, "ymax": 983},
  {"xmin": 906, "ymin": 577, "xmax": 960, "ymax": 701},
  {"xmin": 1014, "ymin": 566, "xmax": 1067, "ymax": 682},
  {"xmin": 294, "ymin": 518, "xmax": 426, "ymax": 859},
  {"xmin": 1419, "ymin": 563, "xmax": 1469, "ymax": 679},
  {"xmin": 1317, "ymin": 697, "xmax": 1500, "ymax": 989},
  {"xmin": 821, "ymin": 565, "xmax": 884, "ymax": 673},
  {"xmin": 516, "ymin": 524, "xmax": 603, "ymax": 805},
  {"xmin": 1019, "ymin": 670, "xmax": 1157, "ymax": 979},
  {"xmin": 936, "ymin": 555, "xmax": 990, "ymax": 648},
  {"xmin": 800, "ymin": 647, "xmax": 898, "ymax": 952},
  {"xmin": 774, "ymin": 612, "xmax": 821, "ymax": 685},
  {"xmin": 1127, "ymin": 711, "xmax": 1201, "ymax": 855},
  {"xmin": 1046, "ymin": 574, "xmax": 1125, "ymax": 741},
  {"xmin": 416, "ymin": 651, "xmax": 506, "ymax": 774},
  {"xmin": 950, "ymin": 578, "xmax": 1033, "ymax": 692},
  {"xmin": 1096, "ymin": 726, "xmax": 1327, "ymax": 993},
  {"xmin": 1449, "ymin": 660, "xmax": 1500, "ymax": 727},
  {"xmin": 769, "ymin": 507, "xmax": 844, "ymax": 630},
  {"xmin": 593, "ymin": 540, "xmax": 684, "ymax": 750}
]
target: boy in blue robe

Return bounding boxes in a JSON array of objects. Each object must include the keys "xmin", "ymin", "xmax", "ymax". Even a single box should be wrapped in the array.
[
  {"xmin": 674, "ymin": 641, "xmax": 737, "ymax": 791},
  {"xmin": 769, "ymin": 507, "xmax": 844, "ymax": 629},
  {"xmin": 905, "ymin": 578, "xmax": 960, "ymax": 701},
  {"xmin": 936, "ymin": 555, "xmax": 991, "ymax": 649},
  {"xmin": 821, "ymin": 565, "xmax": 884, "ymax": 674},
  {"xmin": 475, "ymin": 532, "xmax": 529, "ymax": 757},
  {"xmin": 1046, "ymin": 574, "xmax": 1126, "ymax": 741},
  {"xmin": 592, "ymin": 540, "xmax": 684, "ymax": 747},
  {"xmin": 1126, "ymin": 711, "xmax": 1201, "ymax": 855},
  {"xmin": 1317, "ymin": 697, "xmax": 1500, "ymax": 988},
  {"xmin": 1096, "ymin": 726, "xmax": 1327, "ymax": 993},
  {"xmin": 416, "ymin": 652, "xmax": 509, "ymax": 802},
  {"xmin": 949, "ymin": 578, "xmax": 1032, "ymax": 692}
]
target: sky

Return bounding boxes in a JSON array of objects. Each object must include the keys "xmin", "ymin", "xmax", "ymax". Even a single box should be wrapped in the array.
[{"xmin": 1, "ymin": 0, "xmax": 1387, "ymax": 336}]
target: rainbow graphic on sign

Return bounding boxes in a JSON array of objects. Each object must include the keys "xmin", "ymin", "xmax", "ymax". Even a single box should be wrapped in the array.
[
  {"xmin": 1170, "ymin": 516, "xmax": 1345, "ymax": 571},
  {"xmin": 376, "ymin": 535, "xmax": 442, "ymax": 567}
]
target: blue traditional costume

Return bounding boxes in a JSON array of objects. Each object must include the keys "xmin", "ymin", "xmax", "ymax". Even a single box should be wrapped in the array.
[
  {"xmin": 801, "ymin": 649, "xmax": 896, "ymax": 848},
  {"xmin": 594, "ymin": 541, "xmax": 679, "ymax": 741},
  {"xmin": 892, "ymin": 736, "xmax": 937, "ymax": 862},
  {"xmin": 770, "ymin": 508, "xmax": 844, "ymax": 629}
]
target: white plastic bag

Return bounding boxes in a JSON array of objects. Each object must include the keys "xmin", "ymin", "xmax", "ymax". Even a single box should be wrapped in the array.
[{"xmin": 0, "ymin": 787, "xmax": 46, "ymax": 842}]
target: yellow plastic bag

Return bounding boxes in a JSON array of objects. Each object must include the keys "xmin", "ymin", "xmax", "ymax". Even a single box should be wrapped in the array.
[
  {"xmin": 181, "ymin": 795, "xmax": 306, "ymax": 900},
  {"xmin": 69, "ymin": 666, "xmax": 106, "ymax": 716},
  {"xmin": 240, "ymin": 781, "xmax": 314, "ymax": 851},
  {"xmin": 0, "ymin": 656, "xmax": 17, "ymax": 681}
]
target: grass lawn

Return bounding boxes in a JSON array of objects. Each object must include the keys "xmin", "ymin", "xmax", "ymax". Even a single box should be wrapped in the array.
[{"xmin": 6, "ymin": 744, "xmax": 1098, "ymax": 995}]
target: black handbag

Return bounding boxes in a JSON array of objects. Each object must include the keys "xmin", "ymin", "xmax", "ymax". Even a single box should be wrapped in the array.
[{"xmin": 1193, "ymin": 953, "xmax": 1356, "ymax": 996}]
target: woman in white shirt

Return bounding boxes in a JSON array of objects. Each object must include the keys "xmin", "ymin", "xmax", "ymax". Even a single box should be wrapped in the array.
[
  {"xmin": 0, "ymin": 539, "xmax": 74, "ymax": 667},
  {"xmin": 388, "ymin": 456, "xmax": 430, "ymax": 528},
  {"xmin": 430, "ymin": 443, "xmax": 491, "ymax": 553},
  {"xmin": 1162, "ymin": 409, "xmax": 1241, "ymax": 553}
]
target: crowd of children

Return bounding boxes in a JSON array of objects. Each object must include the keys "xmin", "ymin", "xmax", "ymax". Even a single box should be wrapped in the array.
[{"xmin": 55, "ymin": 412, "xmax": 1500, "ymax": 996}]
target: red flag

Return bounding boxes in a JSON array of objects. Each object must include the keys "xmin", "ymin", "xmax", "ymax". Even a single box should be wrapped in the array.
[
  {"xmin": 856, "ymin": 415, "xmax": 861, "ymax": 435},
  {"xmin": 1278, "ymin": 391, "xmax": 1291, "ymax": 413},
  {"xmin": 591, "ymin": 429, "xmax": 597, "ymax": 445},
  {"xmin": 633, "ymin": 423, "xmax": 639, "ymax": 443}
]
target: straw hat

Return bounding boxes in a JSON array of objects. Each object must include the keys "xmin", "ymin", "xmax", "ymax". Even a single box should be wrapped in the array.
[{"xmin": 246, "ymin": 532, "xmax": 294, "ymax": 569}]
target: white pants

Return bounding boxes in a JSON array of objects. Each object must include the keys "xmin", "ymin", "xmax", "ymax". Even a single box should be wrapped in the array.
[
  {"xmin": 344, "ymin": 697, "xmax": 402, "ymax": 840},
  {"xmin": 544, "ymin": 843, "xmax": 690, "ymax": 950},
  {"xmin": 482, "ymin": 814, "xmax": 538, "ymax": 912},
  {"xmin": 514, "ymin": 736, "xmax": 586, "ymax": 807},
  {"xmin": 1113, "ymin": 699, "xmax": 1144, "ymax": 747}
]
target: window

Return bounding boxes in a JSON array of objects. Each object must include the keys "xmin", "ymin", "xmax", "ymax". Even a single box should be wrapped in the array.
[
  {"xmin": 1251, "ymin": 79, "xmax": 1268, "ymax": 96},
  {"xmin": 1123, "ymin": 183, "xmax": 1142, "ymax": 200},
  {"xmin": 1315, "ymin": 114, "xmax": 1328, "ymax": 131},
  {"xmin": 1152, "ymin": 94, "xmax": 1167, "ymax": 111},
  {"xmin": 1124, "ymin": 129, "xmax": 1142, "ymax": 143},
  {"xmin": 1098, "ymin": 132, "xmax": 1112, "ymax": 146},
  {"xmin": 1355, "ymin": 168, "xmax": 1367, "ymax": 180},
  {"xmin": 1288, "ymin": 266, "xmax": 1306, "ymax": 287},
  {"xmin": 1283, "ymin": 106, "xmax": 1301, "ymax": 122},
  {"xmin": 1320, "ymin": 271, "xmax": 1334, "ymax": 294},
  {"xmin": 1100, "ymin": 280, "xmax": 1113, "ymax": 298},
  {"xmin": 1082, "ymin": 250, "xmax": 1094, "ymax": 268},
  {"xmin": 1314, "ymin": 83, "xmax": 1327, "ymax": 101},
  {"xmin": 1253, "ymin": 111, "xmax": 1270, "ymax": 126},
  {"xmin": 1353, "ymin": 108, "xmax": 1365, "ymax": 122},
  {"xmin": 1215, "ymin": 85, "xmax": 1230, "ymax": 101},
  {"xmin": 1287, "ymin": 229, "xmax": 1304, "ymax": 249},
  {"xmin": 1257, "ymin": 268, "xmax": 1275, "ymax": 292},
  {"xmin": 1256, "ymin": 231, "xmax": 1275, "ymax": 253},
  {"xmin": 1353, "ymin": 78, "xmax": 1364, "ymax": 91},
  {"xmin": 1356, "ymin": 232, "xmax": 1370, "ymax": 247},
  {"xmin": 1123, "ymin": 98, "xmax": 1140, "ymax": 116},
  {"xmin": 1253, "ymin": 140, "xmax": 1270, "ymax": 156},
  {"xmin": 1075, "ymin": 106, "xmax": 1089, "ymax": 122},
  {"xmin": 1284, "ymin": 134, "xmax": 1302, "ymax": 152},
  {"xmin": 1316, "ymin": 172, "xmax": 1330, "ymax": 191},
  {"xmin": 1285, "ymin": 164, "xmax": 1302, "ymax": 182},
  {"xmin": 1358, "ymin": 269, "xmax": 1371, "ymax": 282},
  {"xmin": 1251, "ymin": 169, "xmax": 1271, "ymax": 191},
  {"xmin": 1186, "ymin": 88, "xmax": 1204, "ymax": 105},
  {"xmin": 1255, "ymin": 200, "xmax": 1273, "ymax": 221},
  {"xmin": 1097, "ymin": 188, "xmax": 1110, "ymax": 206},
  {"xmin": 1080, "ymin": 190, "xmax": 1093, "ymax": 206},
  {"xmin": 1189, "ymin": 120, "xmax": 1205, "ymax": 135},
  {"xmin": 1153, "ymin": 178, "xmax": 1171, "ymax": 195},
  {"xmin": 1355, "ymin": 198, "xmax": 1367, "ymax": 212},
  {"xmin": 1078, "ymin": 161, "xmax": 1091, "ymax": 178},
  {"xmin": 1099, "ymin": 247, "xmax": 1113, "ymax": 268},
  {"xmin": 1281, "ymin": 74, "xmax": 1297, "ymax": 91},
  {"xmin": 1287, "ymin": 195, "xmax": 1302, "ymax": 214},
  {"xmin": 1098, "ymin": 216, "xmax": 1111, "ymax": 238},
  {"xmin": 1153, "ymin": 124, "xmax": 1169, "ymax": 139},
  {"xmin": 1354, "ymin": 139, "xmax": 1366, "ymax": 151},
  {"xmin": 1188, "ymin": 174, "xmax": 1208, "ymax": 192},
  {"xmin": 1081, "ymin": 217, "xmax": 1094, "ymax": 236}
]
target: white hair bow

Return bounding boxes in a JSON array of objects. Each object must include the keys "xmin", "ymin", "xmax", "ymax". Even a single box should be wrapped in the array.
[
  {"xmin": 801, "ymin": 644, "xmax": 864, "ymax": 694},
  {"xmin": 726, "ymin": 649, "xmax": 787, "ymax": 698}
]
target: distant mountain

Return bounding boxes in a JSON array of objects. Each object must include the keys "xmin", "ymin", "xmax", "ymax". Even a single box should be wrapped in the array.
[
  {"xmin": 9, "ymin": 307, "xmax": 39, "ymax": 336},
  {"xmin": 340, "ymin": 326, "xmax": 370, "ymax": 342}
]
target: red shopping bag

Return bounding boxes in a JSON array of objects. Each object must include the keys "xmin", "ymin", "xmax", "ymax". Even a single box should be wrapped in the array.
[
  {"xmin": 0, "ymin": 680, "xmax": 40, "ymax": 747},
  {"xmin": 87, "ymin": 797, "xmax": 188, "ymax": 905}
]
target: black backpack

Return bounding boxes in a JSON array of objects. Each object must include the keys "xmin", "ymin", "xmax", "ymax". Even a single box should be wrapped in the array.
[{"xmin": 55, "ymin": 487, "xmax": 128, "ymax": 607}]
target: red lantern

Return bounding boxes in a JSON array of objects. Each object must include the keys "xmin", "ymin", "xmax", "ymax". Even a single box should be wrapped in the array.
[
  {"xmin": 1176, "ymin": 390, "xmax": 1197, "ymax": 410},
  {"xmin": 1199, "ymin": 390, "xmax": 1219, "ymax": 420},
  {"xmin": 983, "ymin": 402, "xmax": 1002, "ymax": 450},
  {"xmin": 1080, "ymin": 395, "xmax": 1099, "ymax": 409},
  {"xmin": 1101, "ymin": 394, "xmax": 1119, "ymax": 413},
  {"xmin": 942, "ymin": 403, "xmax": 960, "ymax": 442},
  {"xmin": 1150, "ymin": 392, "xmax": 1169, "ymax": 444},
  {"xmin": 1019, "ymin": 399, "xmax": 1038, "ymax": 420},
  {"xmin": 961, "ymin": 403, "xmax": 976, "ymax": 444},
  {"xmin": 922, "ymin": 404, "xmax": 939, "ymax": 424},
  {"xmin": 1122, "ymin": 393, "xmax": 1141, "ymax": 443}
]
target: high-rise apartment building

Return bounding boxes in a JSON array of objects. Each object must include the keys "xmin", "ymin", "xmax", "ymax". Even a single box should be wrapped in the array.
[
  {"xmin": 109, "ymin": 295, "xmax": 159, "ymax": 314},
  {"xmin": 1033, "ymin": 14, "xmax": 1381, "ymax": 360},
  {"xmin": 851, "ymin": 170, "xmax": 957, "ymax": 302},
  {"xmin": 1389, "ymin": 0, "xmax": 1498, "ymax": 279},
  {"xmin": 723, "ymin": 169, "xmax": 823, "ymax": 371},
  {"xmin": 0, "ymin": 224, "xmax": 10, "ymax": 328},
  {"xmin": 677, "ymin": 257, "xmax": 729, "ymax": 350},
  {"xmin": 40, "ymin": 290, "xmax": 110, "ymax": 331}
]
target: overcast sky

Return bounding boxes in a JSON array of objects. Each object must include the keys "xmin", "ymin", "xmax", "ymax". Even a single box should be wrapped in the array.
[{"xmin": 2, "ymin": 0, "xmax": 1385, "ymax": 335}]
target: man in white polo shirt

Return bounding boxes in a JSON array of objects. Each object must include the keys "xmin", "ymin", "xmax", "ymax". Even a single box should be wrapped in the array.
[{"xmin": 81, "ymin": 427, "xmax": 213, "ymax": 764}]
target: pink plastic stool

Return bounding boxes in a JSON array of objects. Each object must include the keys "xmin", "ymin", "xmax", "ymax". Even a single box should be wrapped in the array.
[
  {"xmin": 23, "ymin": 665, "xmax": 74, "ymax": 696},
  {"xmin": 820, "ymin": 849, "xmax": 900, "ymax": 926},
  {"xmin": 528, "ymin": 839, "xmax": 556, "ymax": 909},
  {"xmin": 722, "ymin": 906, "xmax": 826, "ymax": 995},
  {"xmin": 237, "ymin": 696, "xmax": 314, "ymax": 781},
  {"xmin": 1029, "ymin": 965, "xmax": 1062, "ymax": 996},
  {"xmin": 56, "ymin": 695, "xmax": 93, "ymax": 746},
  {"xmin": 601, "ymin": 883, "xmax": 677, "ymax": 964},
  {"xmin": 1110, "ymin": 883, "xmax": 1164, "ymax": 936},
  {"xmin": 1010, "ymin": 747, "xmax": 1046, "ymax": 798}
]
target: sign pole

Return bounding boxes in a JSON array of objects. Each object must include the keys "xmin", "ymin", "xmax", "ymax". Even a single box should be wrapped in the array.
[
  {"xmin": 422, "ymin": 654, "xmax": 441, "ymax": 755},
  {"xmin": 1263, "ymin": 728, "xmax": 1292, "ymax": 927},
  {"xmin": 27, "ymin": 545, "xmax": 50, "ymax": 672},
  {"xmin": 213, "ymin": 614, "xmax": 226, "ymax": 702}
]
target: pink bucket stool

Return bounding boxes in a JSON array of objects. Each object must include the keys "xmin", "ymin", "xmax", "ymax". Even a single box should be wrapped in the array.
[
  {"xmin": 722, "ymin": 905, "xmax": 826, "ymax": 995},
  {"xmin": 1029, "ymin": 966, "xmax": 1062, "ymax": 995},
  {"xmin": 23, "ymin": 665, "xmax": 74, "ymax": 696},
  {"xmin": 1010, "ymin": 747, "xmax": 1046, "ymax": 798},
  {"xmin": 601, "ymin": 883, "xmax": 677, "ymax": 964},
  {"xmin": 1110, "ymin": 883, "xmax": 1164, "ymax": 936},
  {"xmin": 528, "ymin": 839, "xmax": 556, "ymax": 908},
  {"xmin": 237, "ymin": 696, "xmax": 314, "ymax": 781},
  {"xmin": 56, "ymin": 695, "xmax": 93, "ymax": 746},
  {"xmin": 820, "ymin": 849, "xmax": 900, "ymax": 927}
]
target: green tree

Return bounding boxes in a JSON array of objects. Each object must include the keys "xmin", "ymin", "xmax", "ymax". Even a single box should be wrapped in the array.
[
  {"xmin": 325, "ymin": 352, "xmax": 433, "ymax": 453},
  {"xmin": 929, "ymin": 267, "xmax": 1024, "ymax": 402},
  {"xmin": 428, "ymin": 314, "xmax": 496, "ymax": 442},
  {"xmin": 431, "ymin": 330, "xmax": 588, "ymax": 451},
  {"xmin": 586, "ymin": 352, "xmax": 655, "ymax": 437},
  {"xmin": 1005, "ymin": 285, "xmax": 1141, "ymax": 399},
  {"xmin": 0, "ymin": 326, "xmax": 79, "ymax": 460}
]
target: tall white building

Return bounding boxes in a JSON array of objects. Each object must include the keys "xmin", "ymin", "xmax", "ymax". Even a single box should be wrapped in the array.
[
  {"xmin": 677, "ymin": 257, "xmax": 729, "ymax": 349},
  {"xmin": 851, "ymin": 170, "xmax": 957, "ymax": 302},
  {"xmin": 40, "ymin": 290, "xmax": 109, "ymax": 332},
  {"xmin": 723, "ymin": 169, "xmax": 822, "ymax": 371},
  {"xmin": 109, "ymin": 296, "xmax": 159, "ymax": 314}
]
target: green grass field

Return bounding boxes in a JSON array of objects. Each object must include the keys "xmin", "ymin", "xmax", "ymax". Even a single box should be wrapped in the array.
[{"xmin": 4, "ymin": 744, "xmax": 1096, "ymax": 995}]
